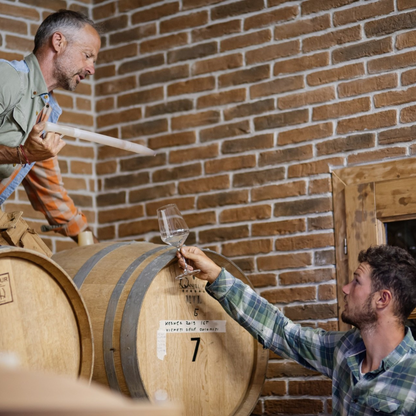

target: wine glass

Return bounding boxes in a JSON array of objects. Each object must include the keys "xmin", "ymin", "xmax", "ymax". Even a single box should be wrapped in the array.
[{"xmin": 157, "ymin": 204, "xmax": 200, "ymax": 280}]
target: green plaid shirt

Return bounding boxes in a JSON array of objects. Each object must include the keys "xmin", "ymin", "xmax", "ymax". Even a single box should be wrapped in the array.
[{"xmin": 206, "ymin": 269, "xmax": 416, "ymax": 416}]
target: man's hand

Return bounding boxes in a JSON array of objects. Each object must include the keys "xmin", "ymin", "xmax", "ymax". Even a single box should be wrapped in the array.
[
  {"xmin": 177, "ymin": 246, "xmax": 222, "ymax": 284},
  {"xmin": 23, "ymin": 121, "xmax": 65, "ymax": 162}
]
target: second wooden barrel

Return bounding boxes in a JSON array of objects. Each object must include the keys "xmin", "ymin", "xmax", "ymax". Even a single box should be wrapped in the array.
[
  {"xmin": 0, "ymin": 246, "xmax": 93, "ymax": 379},
  {"xmin": 52, "ymin": 241, "xmax": 268, "ymax": 416}
]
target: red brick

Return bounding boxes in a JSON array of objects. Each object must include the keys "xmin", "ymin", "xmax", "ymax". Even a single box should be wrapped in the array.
[
  {"xmin": 337, "ymin": 110, "xmax": 396, "ymax": 134},
  {"xmin": 0, "ymin": 16, "xmax": 27, "ymax": 34},
  {"xmin": 402, "ymin": 68, "xmax": 416, "ymax": 86},
  {"xmin": 161, "ymin": 11, "xmax": 208, "ymax": 33},
  {"xmin": 119, "ymin": 54, "xmax": 164, "ymax": 75},
  {"xmin": 261, "ymin": 380, "xmax": 286, "ymax": 397},
  {"xmin": 233, "ymin": 167, "xmax": 285, "ymax": 188},
  {"xmin": 93, "ymin": 1, "xmax": 116, "ymax": 20},
  {"xmin": 224, "ymin": 99, "xmax": 274, "ymax": 121},
  {"xmin": 220, "ymin": 205, "xmax": 272, "ymax": 223},
  {"xmin": 200, "ymin": 120, "xmax": 250, "ymax": 142},
  {"xmin": 219, "ymin": 65, "xmax": 270, "ymax": 87},
  {"xmin": 302, "ymin": 0, "xmax": 356, "ymax": 15},
  {"xmin": 262, "ymin": 286, "xmax": 316, "ymax": 304},
  {"xmin": 220, "ymin": 29, "xmax": 272, "ymax": 52},
  {"xmin": 5, "ymin": 35, "xmax": 32, "ymax": 52},
  {"xmin": 149, "ymin": 131, "xmax": 196, "ymax": 150},
  {"xmin": 0, "ymin": 3, "xmax": 40, "ymax": 20},
  {"xmin": 170, "ymin": 143, "xmax": 219, "ymax": 164},
  {"xmin": 168, "ymin": 76, "xmax": 215, "ymax": 96},
  {"xmin": 398, "ymin": 0, "xmax": 416, "ymax": 10},
  {"xmin": 197, "ymin": 190, "xmax": 249, "ymax": 209},
  {"xmin": 183, "ymin": 0, "xmax": 223, "ymax": 9},
  {"xmin": 122, "ymin": 119, "xmax": 168, "ymax": 139},
  {"xmin": 140, "ymin": 65, "xmax": 189, "ymax": 86},
  {"xmin": 118, "ymin": 87, "xmax": 164, "ymax": 107},
  {"xmin": 396, "ymin": 30, "xmax": 416, "ymax": 50},
  {"xmin": 222, "ymin": 133, "xmax": 274, "ymax": 154},
  {"xmin": 141, "ymin": 33, "xmax": 188, "ymax": 54},
  {"xmin": 365, "ymin": 9, "xmax": 416, "ymax": 38},
  {"xmin": 334, "ymin": 0, "xmax": 394, "ymax": 26},
  {"xmin": 193, "ymin": 53, "xmax": 243, "ymax": 75},
  {"xmin": 316, "ymin": 133, "xmax": 375, "ymax": 156},
  {"xmin": 313, "ymin": 97, "xmax": 371, "ymax": 121},
  {"xmin": 289, "ymin": 380, "xmax": 332, "ymax": 396},
  {"xmin": 252, "ymin": 182, "xmax": 307, "ymax": 203},
  {"xmin": 244, "ymin": 6, "xmax": 298, "ymax": 30},
  {"xmin": 99, "ymin": 44, "xmax": 137, "ymax": 64},
  {"xmin": 275, "ymin": 233, "xmax": 334, "ymax": 251},
  {"xmin": 259, "ymin": 146, "xmax": 313, "ymax": 166},
  {"xmin": 285, "ymin": 303, "xmax": 337, "ymax": 321},
  {"xmin": 222, "ymin": 239, "xmax": 273, "ymax": 257},
  {"xmin": 168, "ymin": 42, "xmax": 217, "ymax": 64},
  {"xmin": 96, "ymin": 76, "xmax": 137, "ymax": 96},
  {"xmin": 132, "ymin": 2, "xmax": 179, "ymax": 24},
  {"xmin": 274, "ymin": 52, "xmax": 329, "ymax": 75},
  {"xmin": 280, "ymin": 268, "xmax": 335, "ymax": 285},
  {"xmin": 368, "ymin": 50, "xmax": 416, "ymax": 74},
  {"xmin": 332, "ymin": 38, "xmax": 392, "ymax": 64},
  {"xmin": 119, "ymin": 218, "xmax": 159, "ymax": 237},
  {"xmin": 307, "ymin": 63, "xmax": 364, "ymax": 86},
  {"xmin": 303, "ymin": 26, "xmax": 361, "ymax": 53},
  {"xmin": 98, "ymin": 205, "xmax": 144, "ymax": 224},
  {"xmin": 255, "ymin": 109, "xmax": 308, "ymax": 131},
  {"xmin": 274, "ymin": 197, "xmax": 332, "ymax": 217},
  {"xmin": 318, "ymin": 284, "xmax": 337, "ymax": 301},
  {"xmin": 252, "ymin": 218, "xmax": 306, "ymax": 236},
  {"xmin": 378, "ymin": 126, "xmax": 416, "ymax": 145},
  {"xmin": 96, "ymin": 108, "xmax": 141, "ymax": 129},
  {"xmin": 338, "ymin": 73, "xmax": 397, "ymax": 98},
  {"xmin": 267, "ymin": 361, "xmax": 319, "ymax": 378},
  {"xmin": 197, "ymin": 88, "xmax": 246, "ymax": 109},
  {"xmin": 246, "ymin": 40, "xmax": 300, "ymax": 65},
  {"xmin": 249, "ymin": 273, "xmax": 278, "ymax": 288},
  {"xmin": 178, "ymin": 175, "xmax": 230, "ymax": 195},
  {"xmin": 279, "ymin": 86, "xmax": 335, "ymax": 110},
  {"xmin": 348, "ymin": 147, "xmax": 406, "ymax": 164},
  {"xmin": 109, "ymin": 24, "xmax": 156, "ymax": 45},
  {"xmin": 278, "ymin": 123, "xmax": 333, "ymax": 145},
  {"xmin": 171, "ymin": 110, "xmax": 220, "ymax": 130},
  {"xmin": 145, "ymin": 99, "xmax": 193, "ymax": 118},
  {"xmin": 374, "ymin": 86, "xmax": 416, "ymax": 108},
  {"xmin": 258, "ymin": 252, "xmax": 312, "ymax": 271},
  {"xmin": 211, "ymin": 0, "xmax": 264, "ymax": 20},
  {"xmin": 205, "ymin": 155, "xmax": 255, "ymax": 174},
  {"xmin": 288, "ymin": 157, "xmax": 344, "ymax": 178},
  {"xmin": 275, "ymin": 14, "xmax": 331, "ymax": 40},
  {"xmin": 129, "ymin": 184, "xmax": 178, "ymax": 204},
  {"xmin": 251, "ymin": 75, "xmax": 304, "ymax": 99},
  {"xmin": 191, "ymin": 20, "xmax": 241, "ymax": 42}
]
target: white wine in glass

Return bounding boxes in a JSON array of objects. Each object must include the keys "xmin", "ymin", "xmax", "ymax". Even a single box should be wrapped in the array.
[{"xmin": 157, "ymin": 204, "xmax": 200, "ymax": 280}]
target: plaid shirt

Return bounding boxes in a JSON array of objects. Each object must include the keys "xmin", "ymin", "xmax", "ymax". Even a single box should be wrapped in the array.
[
  {"xmin": 206, "ymin": 269, "xmax": 416, "ymax": 416},
  {"xmin": 0, "ymin": 54, "xmax": 88, "ymax": 237}
]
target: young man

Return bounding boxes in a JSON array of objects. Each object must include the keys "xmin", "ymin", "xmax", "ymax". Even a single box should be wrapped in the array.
[
  {"xmin": 178, "ymin": 244, "xmax": 416, "ymax": 415},
  {"xmin": 0, "ymin": 9, "xmax": 100, "ymax": 242}
]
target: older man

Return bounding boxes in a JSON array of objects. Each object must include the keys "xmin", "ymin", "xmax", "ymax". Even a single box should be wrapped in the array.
[
  {"xmin": 0, "ymin": 9, "xmax": 100, "ymax": 242},
  {"xmin": 178, "ymin": 244, "xmax": 416, "ymax": 415}
]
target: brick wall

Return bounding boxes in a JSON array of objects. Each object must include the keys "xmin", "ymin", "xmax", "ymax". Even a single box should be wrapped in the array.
[{"xmin": 2, "ymin": 0, "xmax": 416, "ymax": 414}]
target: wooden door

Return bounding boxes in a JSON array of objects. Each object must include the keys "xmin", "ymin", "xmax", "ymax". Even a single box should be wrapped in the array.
[{"xmin": 332, "ymin": 159, "xmax": 416, "ymax": 330}]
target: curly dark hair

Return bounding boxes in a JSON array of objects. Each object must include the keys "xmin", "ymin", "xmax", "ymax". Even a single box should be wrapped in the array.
[
  {"xmin": 33, "ymin": 9, "xmax": 101, "ymax": 54},
  {"xmin": 358, "ymin": 245, "xmax": 416, "ymax": 325}
]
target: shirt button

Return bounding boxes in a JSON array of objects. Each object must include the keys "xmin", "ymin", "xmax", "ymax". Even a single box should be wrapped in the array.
[
  {"xmin": 33, "ymin": 91, "xmax": 37, "ymax": 95},
  {"xmin": 45, "ymin": 95, "xmax": 49, "ymax": 99}
]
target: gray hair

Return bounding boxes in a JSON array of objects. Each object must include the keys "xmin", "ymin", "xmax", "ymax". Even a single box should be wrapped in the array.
[{"xmin": 33, "ymin": 9, "xmax": 100, "ymax": 54}]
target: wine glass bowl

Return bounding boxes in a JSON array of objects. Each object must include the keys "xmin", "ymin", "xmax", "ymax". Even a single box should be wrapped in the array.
[{"xmin": 157, "ymin": 204, "xmax": 200, "ymax": 279}]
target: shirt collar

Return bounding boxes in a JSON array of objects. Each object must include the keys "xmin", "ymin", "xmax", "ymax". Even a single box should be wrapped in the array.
[{"xmin": 24, "ymin": 53, "xmax": 49, "ymax": 98}]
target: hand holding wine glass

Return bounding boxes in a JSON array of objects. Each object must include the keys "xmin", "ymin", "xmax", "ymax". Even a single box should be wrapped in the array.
[{"xmin": 157, "ymin": 204, "xmax": 200, "ymax": 280}]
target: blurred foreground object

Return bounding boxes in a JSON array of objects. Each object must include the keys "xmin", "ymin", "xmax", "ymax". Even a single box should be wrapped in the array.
[{"xmin": 0, "ymin": 365, "xmax": 182, "ymax": 416}]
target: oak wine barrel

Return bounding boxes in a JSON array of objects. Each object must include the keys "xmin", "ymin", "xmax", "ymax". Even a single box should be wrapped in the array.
[
  {"xmin": 52, "ymin": 241, "xmax": 268, "ymax": 416},
  {"xmin": 0, "ymin": 246, "xmax": 93, "ymax": 379}
]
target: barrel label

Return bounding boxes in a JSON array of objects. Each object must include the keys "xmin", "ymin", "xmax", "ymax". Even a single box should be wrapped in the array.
[
  {"xmin": 0, "ymin": 272, "xmax": 13, "ymax": 306},
  {"xmin": 157, "ymin": 320, "xmax": 227, "ymax": 361},
  {"xmin": 160, "ymin": 320, "xmax": 226, "ymax": 333}
]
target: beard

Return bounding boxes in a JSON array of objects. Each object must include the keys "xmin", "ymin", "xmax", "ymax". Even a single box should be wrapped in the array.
[
  {"xmin": 53, "ymin": 55, "xmax": 82, "ymax": 92},
  {"xmin": 341, "ymin": 294, "xmax": 377, "ymax": 330}
]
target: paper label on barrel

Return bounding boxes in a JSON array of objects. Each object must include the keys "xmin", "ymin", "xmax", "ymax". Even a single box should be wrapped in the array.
[
  {"xmin": 0, "ymin": 272, "xmax": 13, "ymax": 306},
  {"xmin": 160, "ymin": 320, "xmax": 226, "ymax": 333},
  {"xmin": 157, "ymin": 320, "xmax": 227, "ymax": 361}
]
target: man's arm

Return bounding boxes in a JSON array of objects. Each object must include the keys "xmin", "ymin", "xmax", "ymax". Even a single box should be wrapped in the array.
[{"xmin": 179, "ymin": 246, "xmax": 342, "ymax": 378}]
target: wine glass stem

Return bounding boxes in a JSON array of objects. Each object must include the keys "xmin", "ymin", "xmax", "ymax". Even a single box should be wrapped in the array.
[{"xmin": 178, "ymin": 247, "xmax": 189, "ymax": 272}]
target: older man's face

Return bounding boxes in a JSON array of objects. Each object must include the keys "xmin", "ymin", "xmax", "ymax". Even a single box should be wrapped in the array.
[{"xmin": 53, "ymin": 24, "xmax": 101, "ymax": 91}]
